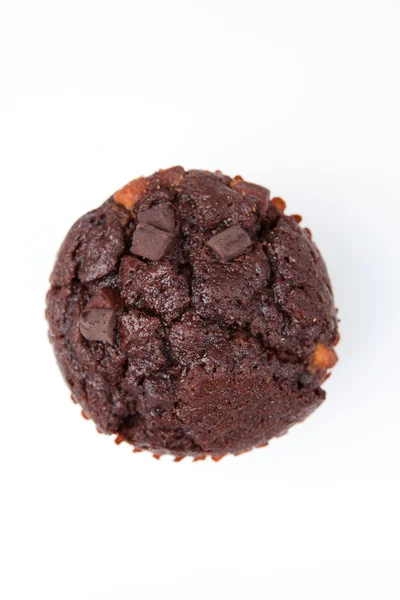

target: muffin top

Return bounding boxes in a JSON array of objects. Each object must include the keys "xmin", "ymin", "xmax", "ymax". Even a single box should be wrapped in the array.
[{"xmin": 46, "ymin": 167, "xmax": 338, "ymax": 458}]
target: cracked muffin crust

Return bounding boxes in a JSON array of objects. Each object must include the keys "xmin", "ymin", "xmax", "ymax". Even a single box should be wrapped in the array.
[{"xmin": 46, "ymin": 167, "xmax": 339, "ymax": 458}]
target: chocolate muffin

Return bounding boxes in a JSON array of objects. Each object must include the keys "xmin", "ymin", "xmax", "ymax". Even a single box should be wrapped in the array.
[{"xmin": 46, "ymin": 167, "xmax": 338, "ymax": 459}]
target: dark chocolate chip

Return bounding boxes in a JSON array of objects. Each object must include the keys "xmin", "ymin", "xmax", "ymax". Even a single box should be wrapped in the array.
[
  {"xmin": 85, "ymin": 288, "xmax": 121, "ymax": 311},
  {"xmin": 131, "ymin": 223, "xmax": 173, "ymax": 261},
  {"xmin": 80, "ymin": 308, "xmax": 116, "ymax": 344},
  {"xmin": 137, "ymin": 203, "xmax": 175, "ymax": 233},
  {"xmin": 207, "ymin": 226, "xmax": 252, "ymax": 262}
]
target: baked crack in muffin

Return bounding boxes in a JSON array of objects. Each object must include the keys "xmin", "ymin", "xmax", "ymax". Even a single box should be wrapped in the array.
[{"xmin": 46, "ymin": 167, "xmax": 339, "ymax": 458}]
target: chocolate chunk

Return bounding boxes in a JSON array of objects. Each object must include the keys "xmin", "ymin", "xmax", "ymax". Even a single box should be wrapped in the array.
[
  {"xmin": 85, "ymin": 288, "xmax": 121, "ymax": 311},
  {"xmin": 131, "ymin": 223, "xmax": 173, "ymax": 261},
  {"xmin": 207, "ymin": 226, "xmax": 252, "ymax": 262},
  {"xmin": 80, "ymin": 308, "xmax": 116, "ymax": 344},
  {"xmin": 137, "ymin": 203, "xmax": 175, "ymax": 233}
]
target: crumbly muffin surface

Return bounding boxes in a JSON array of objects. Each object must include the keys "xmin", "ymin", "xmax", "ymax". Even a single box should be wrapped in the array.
[{"xmin": 46, "ymin": 167, "xmax": 338, "ymax": 457}]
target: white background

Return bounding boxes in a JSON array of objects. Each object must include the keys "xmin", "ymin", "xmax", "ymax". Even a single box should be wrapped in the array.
[{"xmin": 1, "ymin": 1, "xmax": 399, "ymax": 599}]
